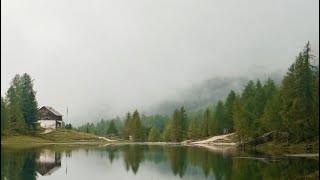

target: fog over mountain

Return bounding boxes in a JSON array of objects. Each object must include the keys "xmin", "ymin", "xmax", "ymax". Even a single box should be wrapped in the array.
[
  {"xmin": 1, "ymin": 0, "xmax": 318, "ymax": 125},
  {"xmin": 146, "ymin": 70, "xmax": 286, "ymax": 116}
]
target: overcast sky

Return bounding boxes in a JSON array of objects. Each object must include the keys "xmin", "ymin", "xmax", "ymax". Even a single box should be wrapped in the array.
[{"xmin": 1, "ymin": 0, "xmax": 319, "ymax": 125}]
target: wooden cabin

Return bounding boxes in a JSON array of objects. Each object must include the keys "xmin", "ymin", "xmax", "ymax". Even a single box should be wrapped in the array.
[{"xmin": 38, "ymin": 106, "xmax": 63, "ymax": 129}]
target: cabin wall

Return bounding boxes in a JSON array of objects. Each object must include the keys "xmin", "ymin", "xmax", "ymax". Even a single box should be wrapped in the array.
[
  {"xmin": 37, "ymin": 150, "xmax": 56, "ymax": 163},
  {"xmin": 38, "ymin": 120, "xmax": 58, "ymax": 129},
  {"xmin": 39, "ymin": 108, "xmax": 62, "ymax": 120}
]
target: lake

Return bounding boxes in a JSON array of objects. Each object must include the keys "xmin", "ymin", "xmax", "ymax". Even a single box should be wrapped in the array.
[{"xmin": 1, "ymin": 144, "xmax": 319, "ymax": 180}]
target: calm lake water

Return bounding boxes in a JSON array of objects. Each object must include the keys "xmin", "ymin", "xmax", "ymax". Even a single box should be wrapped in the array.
[{"xmin": 1, "ymin": 144, "xmax": 319, "ymax": 180}]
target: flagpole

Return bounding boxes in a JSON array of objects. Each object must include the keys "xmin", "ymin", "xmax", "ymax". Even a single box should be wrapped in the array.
[{"xmin": 66, "ymin": 107, "xmax": 68, "ymax": 129}]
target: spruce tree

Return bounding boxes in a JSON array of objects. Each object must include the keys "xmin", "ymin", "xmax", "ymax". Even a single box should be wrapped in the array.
[
  {"xmin": 20, "ymin": 73, "xmax": 38, "ymax": 130},
  {"xmin": 132, "ymin": 110, "xmax": 144, "ymax": 142},
  {"xmin": 280, "ymin": 42, "xmax": 318, "ymax": 140},
  {"xmin": 179, "ymin": 106, "xmax": 188, "ymax": 140},
  {"xmin": 224, "ymin": 90, "xmax": 236, "ymax": 133},
  {"xmin": 107, "ymin": 120, "xmax": 118, "ymax": 136},
  {"xmin": 148, "ymin": 126, "xmax": 160, "ymax": 142},
  {"xmin": 1, "ymin": 97, "xmax": 10, "ymax": 135},
  {"xmin": 201, "ymin": 108, "xmax": 210, "ymax": 137},
  {"xmin": 123, "ymin": 112, "xmax": 131, "ymax": 139},
  {"xmin": 187, "ymin": 118, "xmax": 200, "ymax": 139}
]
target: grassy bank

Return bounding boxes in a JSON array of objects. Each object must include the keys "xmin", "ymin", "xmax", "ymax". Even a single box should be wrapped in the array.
[
  {"xmin": 255, "ymin": 139, "xmax": 319, "ymax": 156},
  {"xmin": 1, "ymin": 129, "xmax": 107, "ymax": 144},
  {"xmin": 256, "ymin": 139, "xmax": 319, "ymax": 150}
]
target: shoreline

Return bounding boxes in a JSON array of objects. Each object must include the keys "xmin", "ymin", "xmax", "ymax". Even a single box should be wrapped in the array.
[{"xmin": 2, "ymin": 131, "xmax": 319, "ymax": 155}]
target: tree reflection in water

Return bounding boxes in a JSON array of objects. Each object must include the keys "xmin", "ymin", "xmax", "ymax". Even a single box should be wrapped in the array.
[
  {"xmin": 123, "ymin": 145, "xmax": 145, "ymax": 174},
  {"xmin": 1, "ymin": 145, "xmax": 319, "ymax": 180},
  {"xmin": 165, "ymin": 145, "xmax": 187, "ymax": 178}
]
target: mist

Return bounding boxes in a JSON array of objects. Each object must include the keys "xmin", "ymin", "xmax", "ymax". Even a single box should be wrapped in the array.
[{"xmin": 1, "ymin": 0, "xmax": 319, "ymax": 125}]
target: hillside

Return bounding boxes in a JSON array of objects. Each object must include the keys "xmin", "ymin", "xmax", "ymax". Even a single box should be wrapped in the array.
[{"xmin": 1, "ymin": 129, "xmax": 105, "ymax": 143}]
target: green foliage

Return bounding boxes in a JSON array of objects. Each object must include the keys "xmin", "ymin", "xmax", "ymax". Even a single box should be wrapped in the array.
[
  {"xmin": 252, "ymin": 79, "xmax": 266, "ymax": 119},
  {"xmin": 6, "ymin": 75, "xmax": 26, "ymax": 131},
  {"xmin": 260, "ymin": 91, "xmax": 282, "ymax": 132},
  {"xmin": 148, "ymin": 126, "xmax": 160, "ymax": 142},
  {"xmin": 169, "ymin": 109, "xmax": 182, "ymax": 142},
  {"xmin": 201, "ymin": 108, "xmax": 211, "ymax": 138},
  {"xmin": 187, "ymin": 118, "xmax": 201, "ymax": 139},
  {"xmin": 179, "ymin": 106, "xmax": 188, "ymax": 140},
  {"xmin": 65, "ymin": 123, "xmax": 73, "ymax": 130},
  {"xmin": 3, "ymin": 73, "xmax": 39, "ymax": 134},
  {"xmin": 224, "ymin": 90, "xmax": 236, "ymax": 133},
  {"xmin": 20, "ymin": 73, "xmax": 38, "ymax": 130},
  {"xmin": 165, "ymin": 107, "xmax": 189, "ymax": 142},
  {"xmin": 211, "ymin": 100, "xmax": 225, "ymax": 135},
  {"xmin": 163, "ymin": 123, "xmax": 171, "ymax": 142},
  {"xmin": 132, "ymin": 110, "xmax": 145, "ymax": 142},
  {"xmin": 123, "ymin": 112, "xmax": 131, "ymax": 139},
  {"xmin": 141, "ymin": 114, "xmax": 169, "ymax": 134},
  {"xmin": 77, "ymin": 118, "xmax": 123, "ymax": 136},
  {"xmin": 233, "ymin": 97, "xmax": 255, "ymax": 140},
  {"xmin": 280, "ymin": 42, "xmax": 319, "ymax": 140},
  {"xmin": 107, "ymin": 120, "xmax": 118, "ymax": 136},
  {"xmin": 1, "ymin": 97, "xmax": 10, "ymax": 135}
]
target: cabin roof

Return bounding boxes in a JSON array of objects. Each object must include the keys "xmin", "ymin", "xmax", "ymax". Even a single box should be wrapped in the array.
[
  {"xmin": 40, "ymin": 106, "xmax": 63, "ymax": 116},
  {"xmin": 37, "ymin": 162, "xmax": 61, "ymax": 176}
]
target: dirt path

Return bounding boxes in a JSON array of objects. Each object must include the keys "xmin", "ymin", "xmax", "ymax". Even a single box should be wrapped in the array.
[
  {"xmin": 39, "ymin": 129, "xmax": 53, "ymax": 135},
  {"xmin": 190, "ymin": 133, "xmax": 237, "ymax": 145},
  {"xmin": 98, "ymin": 136, "xmax": 117, "ymax": 142}
]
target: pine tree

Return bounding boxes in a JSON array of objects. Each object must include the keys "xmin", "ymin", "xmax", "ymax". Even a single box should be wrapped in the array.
[
  {"xmin": 163, "ymin": 123, "xmax": 171, "ymax": 142},
  {"xmin": 132, "ymin": 110, "xmax": 144, "ymax": 142},
  {"xmin": 263, "ymin": 78, "xmax": 277, "ymax": 99},
  {"xmin": 179, "ymin": 106, "xmax": 188, "ymax": 140},
  {"xmin": 233, "ymin": 97, "xmax": 254, "ymax": 140},
  {"xmin": 123, "ymin": 112, "xmax": 131, "ymax": 139},
  {"xmin": 201, "ymin": 108, "xmax": 210, "ymax": 137},
  {"xmin": 1, "ymin": 97, "xmax": 10, "ymax": 135},
  {"xmin": 260, "ymin": 91, "xmax": 282, "ymax": 132},
  {"xmin": 6, "ymin": 76, "xmax": 26, "ymax": 131},
  {"xmin": 20, "ymin": 73, "xmax": 38, "ymax": 130},
  {"xmin": 5, "ymin": 73, "xmax": 39, "ymax": 133},
  {"xmin": 280, "ymin": 42, "xmax": 318, "ymax": 140},
  {"xmin": 107, "ymin": 120, "xmax": 118, "ymax": 136},
  {"xmin": 224, "ymin": 90, "xmax": 236, "ymax": 133},
  {"xmin": 211, "ymin": 100, "xmax": 225, "ymax": 135},
  {"xmin": 169, "ymin": 109, "xmax": 182, "ymax": 142},
  {"xmin": 252, "ymin": 79, "xmax": 266, "ymax": 119},
  {"xmin": 241, "ymin": 80, "xmax": 256, "ymax": 114},
  {"xmin": 187, "ymin": 118, "xmax": 200, "ymax": 139},
  {"xmin": 148, "ymin": 126, "xmax": 160, "ymax": 142}
]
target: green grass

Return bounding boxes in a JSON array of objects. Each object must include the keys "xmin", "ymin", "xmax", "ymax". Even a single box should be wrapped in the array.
[
  {"xmin": 256, "ymin": 139, "xmax": 319, "ymax": 150},
  {"xmin": 40, "ymin": 129, "xmax": 101, "ymax": 142},
  {"xmin": 255, "ymin": 139, "xmax": 319, "ymax": 156},
  {"xmin": 1, "ymin": 135, "xmax": 49, "ymax": 143},
  {"xmin": 1, "ymin": 129, "xmax": 133, "ymax": 145},
  {"xmin": 1, "ymin": 129, "xmax": 105, "ymax": 144}
]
